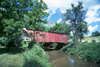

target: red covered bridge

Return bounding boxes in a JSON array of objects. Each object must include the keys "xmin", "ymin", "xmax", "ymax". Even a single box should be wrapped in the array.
[{"xmin": 22, "ymin": 28, "xmax": 69, "ymax": 48}]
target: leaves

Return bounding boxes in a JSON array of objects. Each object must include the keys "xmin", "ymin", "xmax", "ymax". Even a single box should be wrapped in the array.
[
  {"xmin": 23, "ymin": 45, "xmax": 53, "ymax": 67},
  {"xmin": 63, "ymin": 1, "xmax": 88, "ymax": 45},
  {"xmin": 0, "ymin": 0, "xmax": 49, "ymax": 48},
  {"xmin": 50, "ymin": 22, "xmax": 71, "ymax": 35}
]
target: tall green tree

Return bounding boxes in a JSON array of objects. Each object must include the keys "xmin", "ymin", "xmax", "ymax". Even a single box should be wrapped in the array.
[
  {"xmin": 0, "ymin": 0, "xmax": 32, "ymax": 50},
  {"xmin": 23, "ymin": 0, "xmax": 49, "ymax": 40},
  {"xmin": 0, "ymin": 0, "xmax": 49, "ymax": 50},
  {"xmin": 63, "ymin": 1, "xmax": 88, "ymax": 46},
  {"xmin": 0, "ymin": 0, "xmax": 34, "ymax": 37},
  {"xmin": 49, "ymin": 22, "xmax": 71, "ymax": 35}
]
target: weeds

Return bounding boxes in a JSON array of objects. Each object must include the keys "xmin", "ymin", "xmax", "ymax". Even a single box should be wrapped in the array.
[{"xmin": 61, "ymin": 42, "xmax": 100, "ymax": 64}]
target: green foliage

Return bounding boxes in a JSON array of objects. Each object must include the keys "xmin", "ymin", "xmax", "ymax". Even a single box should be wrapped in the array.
[
  {"xmin": 23, "ymin": 45, "xmax": 53, "ymax": 67},
  {"xmin": 22, "ymin": 42, "xmax": 29, "ymax": 48},
  {"xmin": 35, "ymin": 23, "xmax": 49, "ymax": 32},
  {"xmin": 0, "ymin": 0, "xmax": 49, "ymax": 50},
  {"xmin": 49, "ymin": 22, "xmax": 71, "ymax": 35},
  {"xmin": 22, "ymin": 0, "xmax": 49, "ymax": 40},
  {"xmin": 63, "ymin": 1, "xmax": 88, "ymax": 46},
  {"xmin": 78, "ymin": 21, "xmax": 88, "ymax": 42},
  {"xmin": 91, "ymin": 40, "xmax": 96, "ymax": 43},
  {"xmin": 23, "ymin": 0, "xmax": 49, "ymax": 31},
  {"xmin": 3, "ymin": 19, "xmax": 23, "ymax": 44},
  {"xmin": 76, "ymin": 43, "xmax": 100, "ymax": 63},
  {"xmin": 60, "ymin": 46, "xmax": 67, "ymax": 51},
  {"xmin": 60, "ymin": 41, "xmax": 74, "ymax": 51},
  {"xmin": 92, "ymin": 31, "xmax": 100, "ymax": 37},
  {"xmin": 61, "ymin": 42, "xmax": 100, "ymax": 63},
  {"xmin": 0, "ymin": 0, "xmax": 32, "ymax": 49},
  {"xmin": 22, "ymin": 41, "xmax": 29, "ymax": 51},
  {"xmin": 0, "ymin": 37, "xmax": 7, "ymax": 46}
]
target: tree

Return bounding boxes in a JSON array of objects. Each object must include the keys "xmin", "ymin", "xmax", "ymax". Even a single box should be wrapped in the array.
[
  {"xmin": 92, "ymin": 31, "xmax": 99, "ymax": 37},
  {"xmin": 35, "ymin": 23, "xmax": 49, "ymax": 32},
  {"xmin": 0, "ymin": 0, "xmax": 32, "ymax": 50},
  {"xmin": 78, "ymin": 21, "xmax": 88, "ymax": 42},
  {"xmin": 49, "ymin": 22, "xmax": 71, "ymax": 35},
  {"xmin": 2, "ymin": 19, "xmax": 23, "ymax": 50},
  {"xmin": 23, "ymin": 0, "xmax": 49, "ymax": 40},
  {"xmin": 0, "ymin": 0, "xmax": 49, "ymax": 50},
  {"xmin": 63, "ymin": 1, "xmax": 88, "ymax": 46},
  {"xmin": 95, "ymin": 31, "xmax": 99, "ymax": 36}
]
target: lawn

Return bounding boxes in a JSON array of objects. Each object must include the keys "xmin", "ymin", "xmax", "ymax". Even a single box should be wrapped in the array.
[
  {"xmin": 81, "ymin": 36, "xmax": 100, "ymax": 42},
  {"xmin": 0, "ymin": 45, "xmax": 53, "ymax": 67},
  {"xmin": 0, "ymin": 47, "xmax": 25, "ymax": 67}
]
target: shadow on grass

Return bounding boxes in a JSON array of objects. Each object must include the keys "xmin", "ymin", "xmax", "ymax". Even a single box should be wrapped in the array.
[
  {"xmin": 23, "ymin": 60, "xmax": 39, "ymax": 67},
  {"xmin": 0, "ymin": 41, "xmax": 35, "ymax": 54},
  {"xmin": 0, "ymin": 47, "xmax": 23, "ymax": 54}
]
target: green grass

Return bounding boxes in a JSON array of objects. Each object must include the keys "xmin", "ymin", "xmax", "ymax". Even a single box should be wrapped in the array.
[
  {"xmin": 82, "ymin": 36, "xmax": 100, "ymax": 42},
  {"xmin": 0, "ymin": 47, "xmax": 24, "ymax": 67},
  {"xmin": 0, "ymin": 45, "xmax": 53, "ymax": 67},
  {"xmin": 0, "ymin": 53, "xmax": 24, "ymax": 67}
]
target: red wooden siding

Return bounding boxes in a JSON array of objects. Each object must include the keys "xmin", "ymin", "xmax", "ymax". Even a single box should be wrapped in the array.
[{"xmin": 27, "ymin": 30, "xmax": 69, "ymax": 44}]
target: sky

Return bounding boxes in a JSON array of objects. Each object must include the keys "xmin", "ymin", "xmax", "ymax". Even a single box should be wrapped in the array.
[{"xmin": 43, "ymin": 0, "xmax": 100, "ymax": 36}]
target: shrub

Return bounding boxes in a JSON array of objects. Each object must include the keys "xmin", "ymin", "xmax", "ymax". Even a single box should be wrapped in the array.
[
  {"xmin": 60, "ymin": 41, "xmax": 74, "ymax": 51},
  {"xmin": 91, "ymin": 40, "xmax": 96, "ymax": 43},
  {"xmin": 60, "ymin": 46, "xmax": 67, "ymax": 51},
  {"xmin": 77, "ymin": 42, "xmax": 100, "ymax": 63},
  {"xmin": 22, "ymin": 41, "xmax": 29, "ymax": 51},
  {"xmin": 0, "ymin": 37, "xmax": 8, "ymax": 46},
  {"xmin": 50, "ymin": 43, "xmax": 58, "ymax": 49},
  {"xmin": 23, "ymin": 44, "xmax": 54, "ymax": 67},
  {"xmin": 61, "ymin": 41, "xmax": 100, "ymax": 64}
]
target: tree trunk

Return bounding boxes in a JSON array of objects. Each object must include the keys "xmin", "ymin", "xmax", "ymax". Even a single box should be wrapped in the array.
[
  {"xmin": 7, "ymin": 44, "xmax": 10, "ymax": 51},
  {"xmin": 34, "ymin": 30, "xmax": 35, "ymax": 40},
  {"xmin": 76, "ymin": 32, "xmax": 78, "ymax": 46},
  {"xmin": 80, "ymin": 38, "xmax": 82, "ymax": 42},
  {"xmin": 74, "ymin": 29, "xmax": 78, "ymax": 47}
]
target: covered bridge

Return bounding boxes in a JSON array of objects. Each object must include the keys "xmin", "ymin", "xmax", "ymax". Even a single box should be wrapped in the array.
[{"xmin": 22, "ymin": 28, "xmax": 69, "ymax": 46}]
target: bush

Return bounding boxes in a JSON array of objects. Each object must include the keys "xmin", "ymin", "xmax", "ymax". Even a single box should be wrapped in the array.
[
  {"xmin": 61, "ymin": 42, "xmax": 100, "ymax": 64},
  {"xmin": 91, "ymin": 40, "xmax": 96, "ymax": 43},
  {"xmin": 22, "ymin": 41, "xmax": 29, "ymax": 51},
  {"xmin": 0, "ymin": 37, "xmax": 8, "ymax": 46},
  {"xmin": 23, "ymin": 44, "xmax": 54, "ymax": 67},
  {"xmin": 60, "ymin": 41, "xmax": 74, "ymax": 51},
  {"xmin": 76, "ymin": 42, "xmax": 100, "ymax": 63},
  {"xmin": 60, "ymin": 46, "xmax": 67, "ymax": 51}
]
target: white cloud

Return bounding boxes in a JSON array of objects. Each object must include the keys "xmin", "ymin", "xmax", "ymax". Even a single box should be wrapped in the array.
[
  {"xmin": 65, "ymin": 20, "xmax": 70, "ymax": 24},
  {"xmin": 57, "ymin": 18, "xmax": 62, "ymax": 23},
  {"xmin": 43, "ymin": 0, "xmax": 100, "ymax": 23},
  {"xmin": 48, "ymin": 11, "xmax": 55, "ymax": 20},
  {"xmin": 44, "ymin": 23, "xmax": 55, "ymax": 27},
  {"xmin": 86, "ymin": 25, "xmax": 99, "ymax": 36},
  {"xmin": 44, "ymin": 24, "xmax": 48, "ymax": 27},
  {"xmin": 44, "ymin": 10, "xmax": 49, "ymax": 13},
  {"xmin": 85, "ymin": 5, "xmax": 100, "ymax": 24},
  {"xmin": 43, "ymin": 0, "xmax": 100, "ymax": 13},
  {"xmin": 43, "ymin": 0, "xmax": 76, "ymax": 13},
  {"xmin": 88, "ymin": 25, "xmax": 99, "ymax": 32},
  {"xmin": 70, "ymin": 31, "xmax": 73, "ymax": 36}
]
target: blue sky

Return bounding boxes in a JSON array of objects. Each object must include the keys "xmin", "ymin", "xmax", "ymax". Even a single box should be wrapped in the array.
[{"xmin": 43, "ymin": 0, "xmax": 100, "ymax": 36}]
